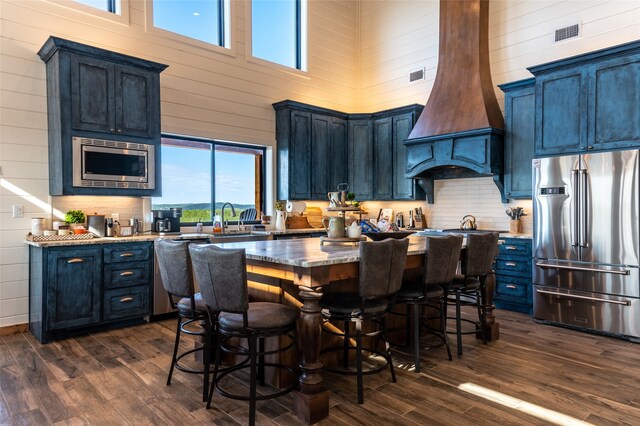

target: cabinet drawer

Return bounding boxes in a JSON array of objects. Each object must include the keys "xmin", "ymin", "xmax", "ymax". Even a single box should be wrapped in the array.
[
  {"xmin": 104, "ymin": 244, "xmax": 151, "ymax": 263},
  {"xmin": 498, "ymin": 239, "xmax": 531, "ymax": 256},
  {"xmin": 495, "ymin": 275, "xmax": 531, "ymax": 303},
  {"xmin": 495, "ymin": 257, "xmax": 530, "ymax": 276},
  {"xmin": 104, "ymin": 286, "xmax": 149, "ymax": 320},
  {"xmin": 104, "ymin": 261, "xmax": 150, "ymax": 289}
]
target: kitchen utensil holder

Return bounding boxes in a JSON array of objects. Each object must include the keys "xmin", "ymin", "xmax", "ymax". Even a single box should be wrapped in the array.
[{"xmin": 509, "ymin": 219, "xmax": 522, "ymax": 234}]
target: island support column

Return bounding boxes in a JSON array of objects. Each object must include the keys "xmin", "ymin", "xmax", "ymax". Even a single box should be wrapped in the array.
[
  {"xmin": 293, "ymin": 285, "xmax": 330, "ymax": 424},
  {"xmin": 479, "ymin": 270, "xmax": 499, "ymax": 341}
]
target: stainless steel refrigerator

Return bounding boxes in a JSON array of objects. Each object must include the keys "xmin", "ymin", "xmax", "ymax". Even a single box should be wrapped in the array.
[{"xmin": 532, "ymin": 150, "xmax": 640, "ymax": 341}]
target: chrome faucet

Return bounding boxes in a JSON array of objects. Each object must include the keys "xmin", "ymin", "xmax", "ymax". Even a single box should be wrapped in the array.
[{"xmin": 220, "ymin": 202, "xmax": 236, "ymax": 234}]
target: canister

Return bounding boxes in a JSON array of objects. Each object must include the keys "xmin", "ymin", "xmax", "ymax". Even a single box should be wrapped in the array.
[{"xmin": 31, "ymin": 218, "xmax": 46, "ymax": 236}]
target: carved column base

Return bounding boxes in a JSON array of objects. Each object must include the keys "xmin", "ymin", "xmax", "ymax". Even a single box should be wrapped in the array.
[{"xmin": 293, "ymin": 390, "xmax": 330, "ymax": 424}]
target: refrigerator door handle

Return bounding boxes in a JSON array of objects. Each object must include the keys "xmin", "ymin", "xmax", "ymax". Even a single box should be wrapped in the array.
[
  {"xmin": 535, "ymin": 288, "xmax": 632, "ymax": 306},
  {"xmin": 535, "ymin": 261, "xmax": 631, "ymax": 275},
  {"xmin": 571, "ymin": 169, "xmax": 579, "ymax": 247},
  {"xmin": 579, "ymin": 169, "xmax": 588, "ymax": 248}
]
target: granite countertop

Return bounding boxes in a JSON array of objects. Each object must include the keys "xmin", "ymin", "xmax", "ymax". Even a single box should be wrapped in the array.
[
  {"xmin": 214, "ymin": 235, "xmax": 430, "ymax": 268},
  {"xmin": 25, "ymin": 228, "xmax": 326, "ymax": 248}
]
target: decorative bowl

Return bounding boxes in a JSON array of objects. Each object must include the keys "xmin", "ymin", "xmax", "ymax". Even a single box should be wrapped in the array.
[{"xmin": 363, "ymin": 231, "xmax": 415, "ymax": 241}]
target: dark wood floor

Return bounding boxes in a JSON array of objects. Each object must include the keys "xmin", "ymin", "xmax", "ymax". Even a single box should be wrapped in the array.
[{"xmin": 1, "ymin": 309, "xmax": 640, "ymax": 425}]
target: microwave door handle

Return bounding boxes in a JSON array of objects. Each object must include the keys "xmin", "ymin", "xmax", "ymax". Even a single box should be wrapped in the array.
[
  {"xmin": 579, "ymin": 169, "xmax": 588, "ymax": 248},
  {"xmin": 571, "ymin": 169, "xmax": 579, "ymax": 247}
]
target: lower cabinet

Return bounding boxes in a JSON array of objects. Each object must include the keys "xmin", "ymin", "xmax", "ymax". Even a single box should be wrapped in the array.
[
  {"xmin": 29, "ymin": 242, "xmax": 152, "ymax": 343},
  {"xmin": 493, "ymin": 238, "xmax": 532, "ymax": 314}
]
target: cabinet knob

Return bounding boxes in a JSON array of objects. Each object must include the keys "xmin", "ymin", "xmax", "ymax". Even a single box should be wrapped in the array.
[
  {"xmin": 506, "ymin": 284, "xmax": 518, "ymax": 289},
  {"xmin": 120, "ymin": 271, "xmax": 135, "ymax": 276},
  {"xmin": 117, "ymin": 129, "xmax": 122, "ymax": 133},
  {"xmin": 120, "ymin": 252, "xmax": 134, "ymax": 257},
  {"xmin": 120, "ymin": 297, "xmax": 134, "ymax": 303},
  {"xmin": 505, "ymin": 262, "xmax": 517, "ymax": 267},
  {"xmin": 110, "ymin": 128, "xmax": 115, "ymax": 132},
  {"xmin": 67, "ymin": 258, "xmax": 84, "ymax": 264},
  {"xmin": 505, "ymin": 246, "xmax": 517, "ymax": 250}
]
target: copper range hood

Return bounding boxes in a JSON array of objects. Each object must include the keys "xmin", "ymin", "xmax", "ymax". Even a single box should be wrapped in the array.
[{"xmin": 405, "ymin": 0, "xmax": 506, "ymax": 203}]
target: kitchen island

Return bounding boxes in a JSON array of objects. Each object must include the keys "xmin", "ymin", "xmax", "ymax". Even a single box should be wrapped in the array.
[{"xmin": 214, "ymin": 235, "xmax": 500, "ymax": 424}]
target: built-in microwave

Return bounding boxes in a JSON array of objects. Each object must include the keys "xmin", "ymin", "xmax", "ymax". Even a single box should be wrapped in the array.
[{"xmin": 72, "ymin": 136, "xmax": 155, "ymax": 189}]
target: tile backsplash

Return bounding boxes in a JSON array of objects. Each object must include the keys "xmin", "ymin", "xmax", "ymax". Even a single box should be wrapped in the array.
[{"xmin": 51, "ymin": 196, "xmax": 144, "ymax": 226}]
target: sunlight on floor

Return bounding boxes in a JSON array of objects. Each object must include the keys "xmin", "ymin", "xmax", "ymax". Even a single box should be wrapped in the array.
[{"xmin": 458, "ymin": 382, "xmax": 594, "ymax": 426}]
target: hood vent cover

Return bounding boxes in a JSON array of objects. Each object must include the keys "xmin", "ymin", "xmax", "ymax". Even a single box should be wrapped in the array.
[{"xmin": 405, "ymin": 0, "xmax": 506, "ymax": 203}]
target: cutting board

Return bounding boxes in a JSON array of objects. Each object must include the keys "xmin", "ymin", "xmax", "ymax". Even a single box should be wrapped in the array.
[{"xmin": 304, "ymin": 206, "xmax": 324, "ymax": 228}]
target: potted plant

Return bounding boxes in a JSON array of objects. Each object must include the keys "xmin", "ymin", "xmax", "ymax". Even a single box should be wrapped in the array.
[
  {"xmin": 65, "ymin": 210, "xmax": 86, "ymax": 232},
  {"xmin": 274, "ymin": 201, "xmax": 286, "ymax": 230}
]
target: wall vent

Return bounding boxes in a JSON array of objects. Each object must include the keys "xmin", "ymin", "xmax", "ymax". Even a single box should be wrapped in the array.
[
  {"xmin": 409, "ymin": 68, "xmax": 425, "ymax": 83},
  {"xmin": 555, "ymin": 24, "xmax": 580, "ymax": 42}
]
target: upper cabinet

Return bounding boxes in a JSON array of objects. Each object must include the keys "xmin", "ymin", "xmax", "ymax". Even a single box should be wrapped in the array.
[
  {"xmin": 529, "ymin": 40, "xmax": 640, "ymax": 157},
  {"xmin": 38, "ymin": 36, "xmax": 167, "ymax": 196},
  {"xmin": 71, "ymin": 55, "xmax": 159, "ymax": 139},
  {"xmin": 499, "ymin": 78, "xmax": 535, "ymax": 200},
  {"xmin": 275, "ymin": 101, "xmax": 424, "ymax": 201}
]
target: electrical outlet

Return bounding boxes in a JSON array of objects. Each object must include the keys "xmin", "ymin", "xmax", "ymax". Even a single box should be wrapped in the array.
[
  {"xmin": 111, "ymin": 213, "xmax": 120, "ymax": 223},
  {"xmin": 12, "ymin": 205, "xmax": 24, "ymax": 218}
]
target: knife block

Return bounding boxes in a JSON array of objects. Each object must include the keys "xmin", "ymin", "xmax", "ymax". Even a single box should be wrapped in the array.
[{"xmin": 413, "ymin": 214, "xmax": 426, "ymax": 229}]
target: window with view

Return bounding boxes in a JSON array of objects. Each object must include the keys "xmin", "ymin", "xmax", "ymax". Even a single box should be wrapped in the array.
[
  {"xmin": 252, "ymin": 0, "xmax": 306, "ymax": 70},
  {"xmin": 152, "ymin": 0, "xmax": 226, "ymax": 46},
  {"xmin": 152, "ymin": 136, "xmax": 264, "ymax": 226},
  {"xmin": 74, "ymin": 0, "xmax": 121, "ymax": 14}
]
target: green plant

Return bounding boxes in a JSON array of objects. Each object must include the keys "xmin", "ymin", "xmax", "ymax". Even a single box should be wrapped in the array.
[
  {"xmin": 65, "ymin": 210, "xmax": 86, "ymax": 224},
  {"xmin": 274, "ymin": 200, "xmax": 285, "ymax": 211}
]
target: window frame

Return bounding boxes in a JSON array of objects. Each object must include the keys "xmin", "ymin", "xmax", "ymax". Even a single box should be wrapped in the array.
[
  {"xmin": 144, "ymin": 0, "xmax": 233, "ymax": 55},
  {"xmin": 155, "ymin": 134, "xmax": 266, "ymax": 227},
  {"xmin": 249, "ymin": 0, "xmax": 308, "ymax": 72},
  {"xmin": 49, "ymin": 0, "xmax": 130, "ymax": 25}
]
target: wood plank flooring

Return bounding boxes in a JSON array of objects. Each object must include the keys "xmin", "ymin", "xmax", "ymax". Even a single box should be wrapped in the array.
[{"xmin": 1, "ymin": 309, "xmax": 639, "ymax": 425}]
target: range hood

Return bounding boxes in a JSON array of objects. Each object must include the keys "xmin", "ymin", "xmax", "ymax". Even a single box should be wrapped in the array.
[{"xmin": 405, "ymin": 0, "xmax": 505, "ymax": 203}]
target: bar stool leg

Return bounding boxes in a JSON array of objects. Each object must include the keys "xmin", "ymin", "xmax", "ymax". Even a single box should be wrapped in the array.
[
  {"xmin": 456, "ymin": 292, "xmax": 463, "ymax": 356},
  {"xmin": 343, "ymin": 320, "xmax": 350, "ymax": 369},
  {"xmin": 413, "ymin": 303, "xmax": 421, "ymax": 372},
  {"xmin": 441, "ymin": 297, "xmax": 453, "ymax": 361},
  {"xmin": 355, "ymin": 319, "xmax": 364, "ymax": 404},
  {"xmin": 167, "ymin": 317, "xmax": 182, "ymax": 385},
  {"xmin": 249, "ymin": 335, "xmax": 258, "ymax": 425}
]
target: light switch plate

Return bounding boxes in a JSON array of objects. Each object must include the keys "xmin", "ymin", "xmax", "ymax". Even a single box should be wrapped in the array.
[
  {"xmin": 12, "ymin": 205, "xmax": 24, "ymax": 218},
  {"xmin": 112, "ymin": 213, "xmax": 120, "ymax": 222}
]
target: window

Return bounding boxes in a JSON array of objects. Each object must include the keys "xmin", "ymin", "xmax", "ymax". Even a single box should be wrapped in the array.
[
  {"xmin": 252, "ymin": 0, "xmax": 306, "ymax": 70},
  {"xmin": 152, "ymin": 0, "xmax": 226, "ymax": 47},
  {"xmin": 152, "ymin": 136, "xmax": 265, "ymax": 225},
  {"xmin": 74, "ymin": 0, "xmax": 121, "ymax": 14}
]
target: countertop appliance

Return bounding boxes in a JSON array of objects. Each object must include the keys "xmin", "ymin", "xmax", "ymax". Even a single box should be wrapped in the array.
[
  {"xmin": 152, "ymin": 208, "xmax": 182, "ymax": 234},
  {"xmin": 72, "ymin": 136, "xmax": 155, "ymax": 190},
  {"xmin": 533, "ymin": 150, "xmax": 640, "ymax": 341}
]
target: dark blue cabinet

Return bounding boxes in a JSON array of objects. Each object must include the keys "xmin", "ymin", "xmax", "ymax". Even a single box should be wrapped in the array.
[
  {"xmin": 494, "ymin": 238, "xmax": 532, "ymax": 314},
  {"xmin": 499, "ymin": 79, "xmax": 535, "ymax": 200},
  {"xmin": 274, "ymin": 101, "xmax": 348, "ymax": 200},
  {"xmin": 38, "ymin": 36, "xmax": 167, "ymax": 196},
  {"xmin": 29, "ymin": 242, "xmax": 152, "ymax": 343},
  {"xmin": 348, "ymin": 118, "xmax": 375, "ymax": 200},
  {"xmin": 529, "ymin": 40, "xmax": 640, "ymax": 156}
]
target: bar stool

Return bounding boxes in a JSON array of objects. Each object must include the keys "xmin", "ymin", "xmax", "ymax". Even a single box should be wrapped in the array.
[
  {"xmin": 447, "ymin": 232, "xmax": 499, "ymax": 356},
  {"xmin": 188, "ymin": 244, "xmax": 298, "ymax": 426},
  {"xmin": 154, "ymin": 239, "xmax": 211, "ymax": 401},
  {"xmin": 320, "ymin": 238, "xmax": 409, "ymax": 404},
  {"xmin": 395, "ymin": 235, "xmax": 463, "ymax": 372}
]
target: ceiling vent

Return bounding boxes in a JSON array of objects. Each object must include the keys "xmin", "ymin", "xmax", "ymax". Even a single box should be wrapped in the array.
[
  {"xmin": 409, "ymin": 68, "xmax": 425, "ymax": 83},
  {"xmin": 555, "ymin": 24, "xmax": 580, "ymax": 42}
]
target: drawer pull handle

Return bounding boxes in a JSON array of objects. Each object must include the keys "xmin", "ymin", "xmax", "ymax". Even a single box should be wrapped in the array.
[
  {"xmin": 67, "ymin": 258, "xmax": 84, "ymax": 264},
  {"xmin": 120, "ymin": 252, "xmax": 135, "ymax": 257},
  {"xmin": 506, "ymin": 284, "xmax": 518, "ymax": 289},
  {"xmin": 120, "ymin": 297, "xmax": 134, "ymax": 303},
  {"xmin": 505, "ymin": 246, "xmax": 517, "ymax": 250},
  {"xmin": 505, "ymin": 262, "xmax": 517, "ymax": 267},
  {"xmin": 120, "ymin": 271, "xmax": 135, "ymax": 276}
]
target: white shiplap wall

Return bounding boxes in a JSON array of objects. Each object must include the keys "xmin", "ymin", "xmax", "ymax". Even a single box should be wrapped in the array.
[{"xmin": 0, "ymin": 0, "xmax": 358, "ymax": 327}]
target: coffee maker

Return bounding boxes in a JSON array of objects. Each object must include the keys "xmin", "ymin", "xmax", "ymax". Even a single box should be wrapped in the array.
[{"xmin": 152, "ymin": 208, "xmax": 182, "ymax": 234}]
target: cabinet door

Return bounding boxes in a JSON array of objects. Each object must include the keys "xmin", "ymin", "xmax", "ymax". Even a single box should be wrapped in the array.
[
  {"xmin": 71, "ymin": 55, "xmax": 116, "ymax": 134},
  {"xmin": 392, "ymin": 112, "xmax": 417, "ymax": 200},
  {"xmin": 373, "ymin": 117, "xmax": 393, "ymax": 200},
  {"xmin": 504, "ymin": 84, "xmax": 535, "ymax": 199},
  {"xmin": 310, "ymin": 114, "xmax": 332, "ymax": 199},
  {"xmin": 535, "ymin": 69, "xmax": 588, "ymax": 156},
  {"xmin": 45, "ymin": 247, "xmax": 102, "ymax": 331},
  {"xmin": 348, "ymin": 119, "xmax": 374, "ymax": 200},
  {"xmin": 289, "ymin": 111, "xmax": 312, "ymax": 199},
  {"xmin": 329, "ymin": 117, "xmax": 348, "ymax": 191},
  {"xmin": 115, "ymin": 65, "xmax": 157, "ymax": 139},
  {"xmin": 590, "ymin": 57, "xmax": 640, "ymax": 151}
]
